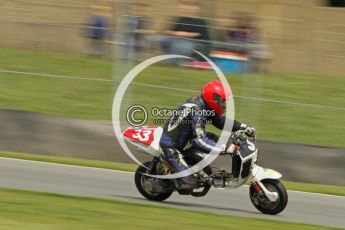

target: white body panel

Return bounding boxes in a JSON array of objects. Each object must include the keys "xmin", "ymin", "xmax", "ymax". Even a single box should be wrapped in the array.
[
  {"xmin": 251, "ymin": 164, "xmax": 282, "ymax": 182},
  {"xmin": 122, "ymin": 126, "xmax": 163, "ymax": 157}
]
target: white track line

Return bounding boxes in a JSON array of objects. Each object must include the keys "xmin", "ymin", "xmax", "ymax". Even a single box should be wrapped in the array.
[
  {"xmin": 1, "ymin": 69, "xmax": 345, "ymax": 111},
  {"xmin": 0, "ymin": 157, "xmax": 344, "ymax": 198},
  {"xmin": 0, "ymin": 157, "xmax": 133, "ymax": 174}
]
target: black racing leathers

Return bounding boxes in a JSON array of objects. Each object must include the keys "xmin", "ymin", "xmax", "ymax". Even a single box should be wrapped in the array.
[{"xmin": 159, "ymin": 96, "xmax": 243, "ymax": 174}]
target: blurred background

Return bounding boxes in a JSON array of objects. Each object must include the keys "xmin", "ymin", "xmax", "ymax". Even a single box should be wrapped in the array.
[
  {"xmin": 1, "ymin": 0, "xmax": 344, "ymax": 74},
  {"xmin": 0, "ymin": 0, "xmax": 344, "ymax": 185}
]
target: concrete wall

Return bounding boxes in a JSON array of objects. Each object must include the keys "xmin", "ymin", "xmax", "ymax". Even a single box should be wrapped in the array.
[
  {"xmin": 1, "ymin": 109, "xmax": 344, "ymax": 186},
  {"xmin": 0, "ymin": 0, "xmax": 344, "ymax": 76}
]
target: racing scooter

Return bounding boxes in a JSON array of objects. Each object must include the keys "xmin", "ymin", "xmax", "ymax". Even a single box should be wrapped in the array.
[{"xmin": 122, "ymin": 126, "xmax": 288, "ymax": 215}]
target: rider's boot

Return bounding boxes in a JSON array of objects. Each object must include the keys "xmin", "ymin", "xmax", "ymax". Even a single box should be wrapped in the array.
[{"xmin": 162, "ymin": 148, "xmax": 197, "ymax": 190}]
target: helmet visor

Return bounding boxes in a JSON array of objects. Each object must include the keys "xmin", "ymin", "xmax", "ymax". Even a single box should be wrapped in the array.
[
  {"xmin": 219, "ymin": 98, "xmax": 226, "ymax": 114},
  {"xmin": 214, "ymin": 94, "xmax": 227, "ymax": 115}
]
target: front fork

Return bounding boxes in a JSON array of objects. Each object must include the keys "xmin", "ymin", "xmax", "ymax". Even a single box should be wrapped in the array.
[{"xmin": 251, "ymin": 181, "xmax": 279, "ymax": 202}]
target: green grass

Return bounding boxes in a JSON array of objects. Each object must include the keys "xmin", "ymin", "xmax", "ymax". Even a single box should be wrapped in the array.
[
  {"xmin": 0, "ymin": 47, "xmax": 344, "ymax": 147},
  {"xmin": 283, "ymin": 181, "xmax": 345, "ymax": 196},
  {"xmin": 0, "ymin": 188, "xmax": 342, "ymax": 230},
  {"xmin": 1, "ymin": 151, "xmax": 344, "ymax": 196}
]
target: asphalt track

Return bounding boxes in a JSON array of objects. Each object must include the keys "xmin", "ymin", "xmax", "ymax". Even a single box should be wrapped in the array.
[{"xmin": 0, "ymin": 158, "xmax": 344, "ymax": 229}]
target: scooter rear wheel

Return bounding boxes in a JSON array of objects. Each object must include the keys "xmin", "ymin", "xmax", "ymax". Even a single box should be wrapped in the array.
[{"xmin": 135, "ymin": 161, "xmax": 173, "ymax": 201}]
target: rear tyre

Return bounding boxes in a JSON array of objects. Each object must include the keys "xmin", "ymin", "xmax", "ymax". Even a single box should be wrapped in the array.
[
  {"xmin": 134, "ymin": 161, "xmax": 173, "ymax": 201},
  {"xmin": 249, "ymin": 179, "xmax": 288, "ymax": 215}
]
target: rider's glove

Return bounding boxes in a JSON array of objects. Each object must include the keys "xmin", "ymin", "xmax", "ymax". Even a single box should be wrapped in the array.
[
  {"xmin": 245, "ymin": 126, "xmax": 256, "ymax": 137},
  {"xmin": 240, "ymin": 124, "xmax": 256, "ymax": 137},
  {"xmin": 220, "ymin": 144, "xmax": 238, "ymax": 156},
  {"xmin": 226, "ymin": 144, "xmax": 239, "ymax": 156}
]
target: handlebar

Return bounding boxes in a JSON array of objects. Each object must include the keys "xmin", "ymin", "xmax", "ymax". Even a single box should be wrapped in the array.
[
  {"xmin": 222, "ymin": 129, "xmax": 256, "ymax": 156},
  {"xmin": 231, "ymin": 129, "xmax": 256, "ymax": 143}
]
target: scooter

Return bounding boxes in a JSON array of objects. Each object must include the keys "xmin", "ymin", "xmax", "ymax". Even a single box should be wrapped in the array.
[{"xmin": 122, "ymin": 126, "xmax": 288, "ymax": 215}]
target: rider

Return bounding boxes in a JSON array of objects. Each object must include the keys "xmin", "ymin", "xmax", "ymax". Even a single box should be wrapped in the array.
[{"xmin": 159, "ymin": 80, "xmax": 255, "ymax": 190}]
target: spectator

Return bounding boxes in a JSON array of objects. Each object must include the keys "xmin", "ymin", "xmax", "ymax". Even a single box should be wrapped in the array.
[
  {"xmin": 228, "ymin": 12, "xmax": 251, "ymax": 43},
  {"xmin": 242, "ymin": 13, "xmax": 271, "ymax": 73},
  {"xmin": 85, "ymin": 1, "xmax": 113, "ymax": 57},
  {"xmin": 225, "ymin": 12, "xmax": 271, "ymax": 73},
  {"xmin": 121, "ymin": 3, "xmax": 155, "ymax": 61},
  {"xmin": 161, "ymin": 1, "xmax": 210, "ymax": 64},
  {"xmin": 221, "ymin": 12, "xmax": 251, "ymax": 54}
]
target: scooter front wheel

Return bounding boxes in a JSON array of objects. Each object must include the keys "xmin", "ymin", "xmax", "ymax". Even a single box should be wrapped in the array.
[{"xmin": 249, "ymin": 179, "xmax": 288, "ymax": 215}]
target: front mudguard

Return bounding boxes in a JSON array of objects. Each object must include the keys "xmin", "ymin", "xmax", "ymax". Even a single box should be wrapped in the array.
[
  {"xmin": 252, "ymin": 165, "xmax": 282, "ymax": 182},
  {"xmin": 251, "ymin": 165, "xmax": 282, "ymax": 202}
]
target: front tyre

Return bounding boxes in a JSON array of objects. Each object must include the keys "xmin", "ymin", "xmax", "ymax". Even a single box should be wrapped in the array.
[
  {"xmin": 135, "ymin": 161, "xmax": 173, "ymax": 201},
  {"xmin": 250, "ymin": 179, "xmax": 288, "ymax": 215}
]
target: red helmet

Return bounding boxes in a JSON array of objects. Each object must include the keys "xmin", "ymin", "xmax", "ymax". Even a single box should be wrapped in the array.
[{"xmin": 201, "ymin": 80, "xmax": 231, "ymax": 116}]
